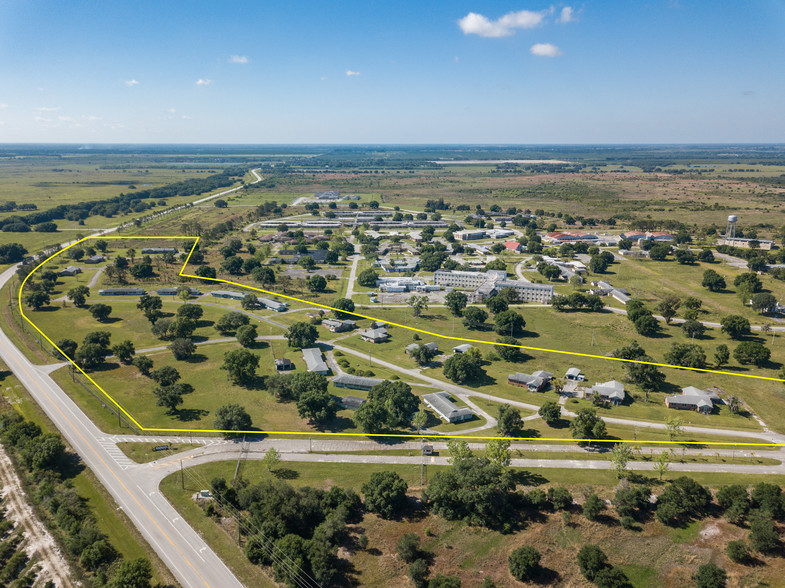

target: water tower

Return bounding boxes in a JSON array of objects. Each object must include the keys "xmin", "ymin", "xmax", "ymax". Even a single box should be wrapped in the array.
[{"xmin": 726, "ymin": 215, "xmax": 738, "ymax": 238}]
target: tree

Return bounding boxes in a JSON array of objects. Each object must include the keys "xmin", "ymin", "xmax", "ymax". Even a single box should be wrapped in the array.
[
  {"xmin": 589, "ymin": 255, "xmax": 608, "ymax": 273},
  {"xmin": 67, "ymin": 285, "xmax": 90, "ymax": 307},
  {"xmin": 298, "ymin": 255, "xmax": 316, "ymax": 271},
  {"xmin": 176, "ymin": 304, "xmax": 203, "ymax": 320},
  {"xmin": 407, "ymin": 295, "xmax": 429, "ymax": 318},
  {"xmin": 714, "ymin": 344, "xmax": 730, "ymax": 367},
  {"xmin": 221, "ymin": 349, "xmax": 259, "ymax": 385},
  {"xmin": 151, "ymin": 365, "xmax": 181, "ymax": 387},
  {"xmin": 215, "ymin": 311, "xmax": 250, "ymax": 335},
  {"xmin": 221, "ymin": 256, "xmax": 244, "ymax": 275},
  {"xmin": 721, "ymin": 314, "xmax": 751, "ymax": 339},
  {"xmin": 353, "ymin": 400, "xmax": 389, "ymax": 434},
  {"xmin": 487, "ymin": 438, "xmax": 511, "ymax": 467},
  {"xmin": 306, "ymin": 274, "xmax": 327, "ymax": 293},
  {"xmin": 734, "ymin": 272, "xmax": 762, "ymax": 293},
  {"xmin": 665, "ymin": 417, "xmax": 683, "ymax": 441},
  {"xmin": 494, "ymin": 310, "xmax": 525, "ymax": 336},
  {"xmin": 285, "ymin": 321, "xmax": 318, "ymax": 349},
  {"xmin": 409, "ymin": 343, "xmax": 436, "ymax": 366},
  {"xmin": 213, "ymin": 403, "xmax": 252, "ymax": 437},
  {"xmin": 577, "ymin": 544, "xmax": 609, "ymax": 581},
  {"xmin": 271, "ymin": 534, "xmax": 308, "ymax": 586},
  {"xmin": 25, "ymin": 290, "xmax": 50, "ymax": 310},
  {"xmin": 654, "ymin": 449, "xmax": 671, "ymax": 480},
  {"xmin": 428, "ymin": 576, "xmax": 461, "ymax": 588},
  {"xmin": 153, "ymin": 385, "xmax": 184, "ymax": 414},
  {"xmin": 664, "ymin": 343, "xmax": 707, "ymax": 369},
  {"xmin": 232, "ymin": 324, "xmax": 257, "ymax": 348},
  {"xmin": 462, "ymin": 306, "xmax": 487, "ymax": 329},
  {"xmin": 366, "ymin": 380, "xmax": 419, "ymax": 428},
  {"xmin": 362, "ymin": 471, "xmax": 408, "ymax": 519},
  {"xmin": 169, "ymin": 338, "xmax": 196, "ymax": 360},
  {"xmin": 331, "ymin": 297, "xmax": 355, "ymax": 319},
  {"xmin": 674, "ymin": 248, "xmax": 696, "ymax": 265},
  {"xmin": 583, "ymin": 494, "xmax": 605, "ymax": 521},
  {"xmin": 751, "ymin": 482, "xmax": 784, "ymax": 519},
  {"xmin": 297, "ymin": 388, "xmax": 337, "ymax": 424},
  {"xmin": 702, "ymin": 269, "xmax": 726, "ymax": 292},
  {"xmin": 733, "ymin": 341, "xmax": 771, "ymax": 367},
  {"xmin": 485, "ymin": 296, "xmax": 508, "ymax": 315},
  {"xmin": 570, "ymin": 408, "xmax": 607, "ymax": 445},
  {"xmin": 443, "ymin": 352, "xmax": 484, "ymax": 384},
  {"xmin": 594, "ymin": 568, "xmax": 630, "ymax": 588},
  {"xmin": 107, "ymin": 558, "xmax": 153, "ymax": 588},
  {"xmin": 655, "ymin": 476, "xmax": 712, "ymax": 525},
  {"xmin": 538, "ymin": 401, "xmax": 561, "ymax": 425},
  {"xmin": 648, "ymin": 244, "xmax": 670, "ymax": 261},
  {"xmin": 494, "ymin": 336, "xmax": 521, "ymax": 362},
  {"xmin": 412, "ymin": 410, "xmax": 428, "ymax": 436},
  {"xmin": 435, "ymin": 293, "xmax": 466, "ymax": 321},
  {"xmin": 497, "ymin": 404, "xmax": 523, "ymax": 436},
  {"xmin": 194, "ymin": 265, "xmax": 217, "ymax": 281},
  {"xmin": 749, "ymin": 517, "xmax": 779, "ymax": 553},
  {"xmin": 657, "ymin": 295, "xmax": 681, "ymax": 324},
  {"xmin": 111, "ymin": 340, "xmax": 135, "ymax": 363},
  {"xmin": 409, "ymin": 559, "xmax": 429, "ymax": 588},
  {"xmin": 357, "ymin": 268, "xmax": 379, "ymax": 288},
  {"xmin": 251, "ymin": 266, "xmax": 276, "ymax": 285},
  {"xmin": 133, "ymin": 355, "xmax": 153, "ymax": 376},
  {"xmin": 75, "ymin": 343, "xmax": 107, "ymax": 370},
  {"xmin": 681, "ymin": 319, "xmax": 706, "ymax": 339},
  {"xmin": 261, "ymin": 447, "xmax": 280, "ymax": 472},
  {"xmin": 751, "ymin": 292, "xmax": 777, "ymax": 314},
  {"xmin": 240, "ymin": 294, "xmax": 259, "ymax": 310},
  {"xmin": 684, "ymin": 296, "xmax": 703, "ymax": 310},
  {"xmin": 422, "ymin": 456, "xmax": 515, "ymax": 528},
  {"xmin": 54, "ymin": 338, "xmax": 78, "ymax": 360},
  {"xmin": 634, "ymin": 314, "xmax": 660, "ymax": 337},
  {"xmin": 88, "ymin": 303, "xmax": 113, "ymax": 322},
  {"xmin": 137, "ymin": 294, "xmax": 163, "ymax": 323},
  {"xmin": 694, "ymin": 563, "xmax": 727, "ymax": 588},
  {"xmin": 508, "ymin": 546, "xmax": 541, "ymax": 582}
]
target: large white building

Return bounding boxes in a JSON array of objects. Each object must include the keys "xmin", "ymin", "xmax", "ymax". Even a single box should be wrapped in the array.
[{"xmin": 433, "ymin": 269, "xmax": 553, "ymax": 303}]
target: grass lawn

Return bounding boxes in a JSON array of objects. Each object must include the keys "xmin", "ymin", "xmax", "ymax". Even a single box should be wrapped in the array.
[{"xmin": 117, "ymin": 442, "xmax": 202, "ymax": 464}]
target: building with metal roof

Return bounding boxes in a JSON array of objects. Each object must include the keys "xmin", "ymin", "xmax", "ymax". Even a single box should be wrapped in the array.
[
  {"xmin": 423, "ymin": 392, "xmax": 474, "ymax": 423},
  {"xmin": 332, "ymin": 374, "xmax": 383, "ymax": 391},
  {"xmin": 302, "ymin": 348, "xmax": 329, "ymax": 375}
]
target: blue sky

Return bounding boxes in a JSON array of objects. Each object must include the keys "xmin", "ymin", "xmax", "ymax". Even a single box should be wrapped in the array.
[{"xmin": 1, "ymin": 0, "xmax": 784, "ymax": 143}]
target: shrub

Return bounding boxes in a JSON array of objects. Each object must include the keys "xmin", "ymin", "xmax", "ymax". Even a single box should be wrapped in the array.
[{"xmin": 508, "ymin": 546, "xmax": 541, "ymax": 581}]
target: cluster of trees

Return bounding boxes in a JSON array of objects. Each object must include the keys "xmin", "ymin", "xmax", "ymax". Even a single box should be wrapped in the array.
[
  {"xmin": 551, "ymin": 292, "xmax": 604, "ymax": 312},
  {"xmin": 0, "ymin": 412, "xmax": 154, "ymax": 587},
  {"xmin": 625, "ymin": 299, "xmax": 660, "ymax": 337},
  {"xmin": 354, "ymin": 381, "xmax": 419, "ymax": 433},
  {"xmin": 443, "ymin": 348, "xmax": 485, "ymax": 384},
  {"xmin": 0, "ymin": 242, "xmax": 27, "ymax": 263},
  {"xmin": 212, "ymin": 475, "xmax": 363, "ymax": 587}
]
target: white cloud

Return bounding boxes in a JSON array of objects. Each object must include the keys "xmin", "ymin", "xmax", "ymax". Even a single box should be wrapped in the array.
[
  {"xmin": 196, "ymin": 78, "xmax": 213, "ymax": 86},
  {"xmin": 228, "ymin": 55, "xmax": 249, "ymax": 64},
  {"xmin": 556, "ymin": 6, "xmax": 575, "ymax": 23},
  {"xmin": 86, "ymin": 115, "xmax": 103, "ymax": 121},
  {"xmin": 345, "ymin": 70, "xmax": 360, "ymax": 77},
  {"xmin": 0, "ymin": 121, "xmax": 5, "ymax": 126},
  {"xmin": 167, "ymin": 107, "xmax": 177, "ymax": 114},
  {"xmin": 34, "ymin": 116, "xmax": 51, "ymax": 123},
  {"xmin": 36, "ymin": 106, "xmax": 60, "ymax": 112},
  {"xmin": 454, "ymin": 56, "xmax": 460, "ymax": 63},
  {"xmin": 181, "ymin": 115, "xmax": 191, "ymax": 119},
  {"xmin": 125, "ymin": 79, "xmax": 139, "ymax": 86},
  {"xmin": 320, "ymin": 76, "xmax": 328, "ymax": 81},
  {"xmin": 458, "ymin": 9, "xmax": 547, "ymax": 37},
  {"xmin": 0, "ymin": 104, "xmax": 7, "ymax": 109},
  {"xmin": 530, "ymin": 42, "xmax": 562, "ymax": 57},
  {"xmin": 58, "ymin": 116, "xmax": 73, "ymax": 122}
]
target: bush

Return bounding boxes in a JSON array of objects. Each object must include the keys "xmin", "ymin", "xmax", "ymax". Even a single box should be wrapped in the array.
[
  {"xmin": 508, "ymin": 546, "xmax": 541, "ymax": 581},
  {"xmin": 409, "ymin": 558, "xmax": 429, "ymax": 588},
  {"xmin": 694, "ymin": 563, "xmax": 727, "ymax": 588},
  {"xmin": 577, "ymin": 544, "xmax": 608, "ymax": 581},
  {"xmin": 619, "ymin": 515, "xmax": 637, "ymax": 530},
  {"xmin": 396, "ymin": 533, "xmax": 421, "ymax": 563},
  {"xmin": 726, "ymin": 540, "xmax": 750, "ymax": 564},
  {"xmin": 583, "ymin": 494, "xmax": 605, "ymax": 521}
]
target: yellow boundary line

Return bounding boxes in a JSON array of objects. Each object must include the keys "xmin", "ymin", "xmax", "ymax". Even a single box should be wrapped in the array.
[{"xmin": 17, "ymin": 235, "xmax": 785, "ymax": 447}]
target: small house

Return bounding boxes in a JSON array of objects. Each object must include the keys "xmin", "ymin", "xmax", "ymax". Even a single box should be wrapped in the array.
[
  {"xmin": 141, "ymin": 247, "xmax": 178, "ymax": 255},
  {"xmin": 59, "ymin": 265, "xmax": 82, "ymax": 277},
  {"xmin": 98, "ymin": 288, "xmax": 145, "ymax": 296},
  {"xmin": 507, "ymin": 373, "xmax": 547, "ymax": 392},
  {"xmin": 322, "ymin": 318, "xmax": 356, "ymax": 333},
  {"xmin": 84, "ymin": 255, "xmax": 105, "ymax": 264},
  {"xmin": 275, "ymin": 358, "xmax": 294, "ymax": 371},
  {"xmin": 565, "ymin": 367, "xmax": 585, "ymax": 381},
  {"xmin": 589, "ymin": 380, "xmax": 626, "ymax": 405},
  {"xmin": 452, "ymin": 344, "xmax": 473, "ymax": 354},
  {"xmin": 665, "ymin": 386, "xmax": 720, "ymax": 414},
  {"xmin": 336, "ymin": 396, "xmax": 366, "ymax": 410},
  {"xmin": 406, "ymin": 342, "xmax": 439, "ymax": 355},
  {"xmin": 361, "ymin": 328, "xmax": 388, "ymax": 343}
]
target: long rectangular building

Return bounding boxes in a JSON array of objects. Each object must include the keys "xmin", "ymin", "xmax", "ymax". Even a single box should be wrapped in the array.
[{"xmin": 433, "ymin": 269, "xmax": 553, "ymax": 303}]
